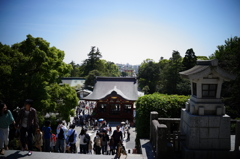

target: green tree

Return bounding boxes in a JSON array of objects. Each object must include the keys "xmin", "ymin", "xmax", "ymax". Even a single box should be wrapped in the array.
[
  {"xmin": 69, "ymin": 61, "xmax": 82, "ymax": 77},
  {"xmin": 210, "ymin": 36, "xmax": 240, "ymax": 118},
  {"xmin": 84, "ymin": 70, "xmax": 101, "ymax": 90},
  {"xmin": 160, "ymin": 51, "xmax": 185, "ymax": 94},
  {"xmin": 182, "ymin": 48, "xmax": 197, "ymax": 70},
  {"xmin": 82, "ymin": 46, "xmax": 102, "ymax": 76},
  {"xmin": 137, "ymin": 59, "xmax": 161, "ymax": 94},
  {"xmin": 103, "ymin": 61, "xmax": 120, "ymax": 77},
  {"xmin": 0, "ymin": 34, "xmax": 78, "ymax": 122},
  {"xmin": 43, "ymin": 83, "xmax": 78, "ymax": 122},
  {"xmin": 121, "ymin": 71, "xmax": 128, "ymax": 77}
]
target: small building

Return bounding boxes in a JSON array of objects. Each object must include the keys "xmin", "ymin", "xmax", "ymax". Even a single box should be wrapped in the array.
[
  {"xmin": 60, "ymin": 77, "xmax": 85, "ymax": 90},
  {"xmin": 83, "ymin": 76, "xmax": 139, "ymax": 122}
]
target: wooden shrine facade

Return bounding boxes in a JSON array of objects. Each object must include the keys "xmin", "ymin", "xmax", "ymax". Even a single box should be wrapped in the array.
[{"xmin": 83, "ymin": 77, "xmax": 139, "ymax": 122}]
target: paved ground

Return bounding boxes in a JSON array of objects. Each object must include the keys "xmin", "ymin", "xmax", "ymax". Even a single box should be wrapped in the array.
[{"xmin": 0, "ymin": 150, "xmax": 143, "ymax": 159}]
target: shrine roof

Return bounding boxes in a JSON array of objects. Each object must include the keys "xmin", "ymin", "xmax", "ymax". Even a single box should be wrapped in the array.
[
  {"xmin": 83, "ymin": 77, "xmax": 139, "ymax": 101},
  {"xmin": 179, "ymin": 59, "xmax": 236, "ymax": 80}
]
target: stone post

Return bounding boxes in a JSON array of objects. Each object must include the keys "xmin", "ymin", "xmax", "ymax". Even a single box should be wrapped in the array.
[
  {"xmin": 157, "ymin": 124, "xmax": 168, "ymax": 159},
  {"xmin": 150, "ymin": 111, "xmax": 158, "ymax": 142},
  {"xmin": 235, "ymin": 121, "xmax": 240, "ymax": 151}
]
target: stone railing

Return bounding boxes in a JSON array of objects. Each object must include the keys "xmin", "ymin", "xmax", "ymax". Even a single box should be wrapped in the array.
[
  {"xmin": 150, "ymin": 112, "xmax": 168, "ymax": 159},
  {"xmin": 150, "ymin": 111, "xmax": 240, "ymax": 158},
  {"xmin": 150, "ymin": 111, "xmax": 183, "ymax": 159},
  {"xmin": 150, "ymin": 111, "xmax": 240, "ymax": 159}
]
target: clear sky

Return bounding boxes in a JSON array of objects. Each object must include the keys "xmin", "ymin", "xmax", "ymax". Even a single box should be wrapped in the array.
[{"xmin": 0, "ymin": 0, "xmax": 239, "ymax": 65}]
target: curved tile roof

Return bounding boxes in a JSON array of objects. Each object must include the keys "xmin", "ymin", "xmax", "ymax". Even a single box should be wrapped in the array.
[
  {"xmin": 179, "ymin": 59, "xmax": 236, "ymax": 80},
  {"xmin": 83, "ymin": 77, "xmax": 139, "ymax": 101}
]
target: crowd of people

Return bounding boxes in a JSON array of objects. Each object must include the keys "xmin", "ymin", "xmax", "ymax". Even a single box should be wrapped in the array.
[
  {"xmin": 0, "ymin": 99, "xmax": 38, "ymax": 156},
  {"xmin": 0, "ymin": 99, "xmax": 131, "ymax": 158}
]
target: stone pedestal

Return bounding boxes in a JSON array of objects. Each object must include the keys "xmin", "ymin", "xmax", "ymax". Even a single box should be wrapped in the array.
[{"xmin": 180, "ymin": 109, "xmax": 231, "ymax": 150}]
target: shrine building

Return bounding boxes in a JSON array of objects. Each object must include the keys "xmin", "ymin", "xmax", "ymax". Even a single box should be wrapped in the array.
[{"xmin": 83, "ymin": 76, "xmax": 139, "ymax": 122}]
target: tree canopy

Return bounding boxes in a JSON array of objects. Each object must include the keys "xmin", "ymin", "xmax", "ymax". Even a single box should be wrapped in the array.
[
  {"xmin": 137, "ymin": 50, "xmax": 191, "ymax": 95},
  {"xmin": 210, "ymin": 36, "xmax": 240, "ymax": 118},
  {"xmin": 81, "ymin": 46, "xmax": 103, "ymax": 77},
  {"xmin": 182, "ymin": 48, "xmax": 197, "ymax": 70},
  {"xmin": 0, "ymin": 34, "xmax": 78, "ymax": 123},
  {"xmin": 137, "ymin": 59, "xmax": 161, "ymax": 94}
]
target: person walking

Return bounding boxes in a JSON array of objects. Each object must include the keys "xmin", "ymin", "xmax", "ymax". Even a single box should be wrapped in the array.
[
  {"xmin": 55, "ymin": 120, "xmax": 67, "ymax": 153},
  {"xmin": 67, "ymin": 124, "xmax": 77, "ymax": 153},
  {"xmin": 15, "ymin": 99, "xmax": 39, "ymax": 156},
  {"xmin": 101, "ymin": 130, "xmax": 109, "ymax": 154},
  {"xmin": 94, "ymin": 132, "xmax": 101, "ymax": 155},
  {"xmin": 84, "ymin": 129, "xmax": 90, "ymax": 153},
  {"xmin": 112, "ymin": 125, "xmax": 123, "ymax": 152},
  {"xmin": 127, "ymin": 129, "xmax": 130, "ymax": 141},
  {"xmin": 0, "ymin": 102, "xmax": 15, "ymax": 155},
  {"xmin": 79, "ymin": 129, "xmax": 87, "ymax": 154},
  {"xmin": 42, "ymin": 120, "xmax": 52, "ymax": 152},
  {"xmin": 88, "ymin": 139, "xmax": 93, "ymax": 154}
]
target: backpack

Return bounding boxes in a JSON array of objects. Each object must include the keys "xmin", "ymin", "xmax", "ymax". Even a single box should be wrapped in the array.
[
  {"xmin": 68, "ymin": 130, "xmax": 75, "ymax": 143},
  {"xmin": 94, "ymin": 136, "xmax": 101, "ymax": 147},
  {"xmin": 83, "ymin": 134, "xmax": 90, "ymax": 143},
  {"xmin": 58, "ymin": 128, "xmax": 64, "ymax": 139}
]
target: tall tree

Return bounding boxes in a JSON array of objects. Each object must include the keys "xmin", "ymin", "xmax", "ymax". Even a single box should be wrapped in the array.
[
  {"xmin": 137, "ymin": 59, "xmax": 161, "ymax": 94},
  {"xmin": 182, "ymin": 48, "xmax": 197, "ymax": 70},
  {"xmin": 160, "ymin": 51, "xmax": 187, "ymax": 94},
  {"xmin": 210, "ymin": 36, "xmax": 240, "ymax": 118},
  {"xmin": 82, "ymin": 46, "xmax": 102, "ymax": 76},
  {"xmin": 69, "ymin": 61, "xmax": 82, "ymax": 77}
]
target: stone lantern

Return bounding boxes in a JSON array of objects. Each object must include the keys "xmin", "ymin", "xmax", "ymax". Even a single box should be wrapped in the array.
[{"xmin": 179, "ymin": 59, "xmax": 236, "ymax": 152}]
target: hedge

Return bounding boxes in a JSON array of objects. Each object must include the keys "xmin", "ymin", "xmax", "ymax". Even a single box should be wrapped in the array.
[{"xmin": 135, "ymin": 93, "xmax": 189, "ymax": 139}]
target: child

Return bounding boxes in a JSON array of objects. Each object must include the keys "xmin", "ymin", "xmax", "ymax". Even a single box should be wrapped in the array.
[
  {"xmin": 88, "ymin": 140, "xmax": 93, "ymax": 154},
  {"xmin": 42, "ymin": 120, "xmax": 52, "ymax": 152},
  {"xmin": 50, "ymin": 133, "xmax": 56, "ymax": 152},
  {"xmin": 34, "ymin": 129, "xmax": 43, "ymax": 151}
]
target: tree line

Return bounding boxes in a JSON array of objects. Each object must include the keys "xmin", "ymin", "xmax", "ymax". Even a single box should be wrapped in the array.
[
  {"xmin": 137, "ymin": 36, "xmax": 240, "ymax": 118},
  {"xmin": 137, "ymin": 48, "xmax": 197, "ymax": 95},
  {"xmin": 0, "ymin": 34, "xmax": 239, "ymax": 123},
  {"xmin": 69, "ymin": 46, "xmax": 121, "ymax": 90},
  {"xmin": 0, "ymin": 35, "xmax": 121, "ymax": 125}
]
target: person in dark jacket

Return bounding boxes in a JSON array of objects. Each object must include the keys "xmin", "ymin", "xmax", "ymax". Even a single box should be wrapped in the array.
[
  {"xmin": 15, "ymin": 99, "xmax": 39, "ymax": 156},
  {"xmin": 112, "ymin": 125, "xmax": 122, "ymax": 151},
  {"xmin": 101, "ymin": 130, "xmax": 109, "ymax": 154}
]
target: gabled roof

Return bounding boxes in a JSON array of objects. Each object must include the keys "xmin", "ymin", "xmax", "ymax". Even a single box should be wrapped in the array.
[
  {"xmin": 83, "ymin": 77, "xmax": 139, "ymax": 101},
  {"xmin": 179, "ymin": 59, "xmax": 236, "ymax": 81},
  {"xmin": 60, "ymin": 77, "xmax": 85, "ymax": 87}
]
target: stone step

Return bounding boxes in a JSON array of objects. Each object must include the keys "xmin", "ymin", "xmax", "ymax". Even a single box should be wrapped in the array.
[{"xmin": 2, "ymin": 150, "xmax": 143, "ymax": 159}]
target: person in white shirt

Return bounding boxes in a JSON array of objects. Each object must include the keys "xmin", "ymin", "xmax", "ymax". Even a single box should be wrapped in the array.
[
  {"xmin": 79, "ymin": 129, "xmax": 87, "ymax": 154},
  {"xmin": 121, "ymin": 125, "xmax": 125, "ymax": 138}
]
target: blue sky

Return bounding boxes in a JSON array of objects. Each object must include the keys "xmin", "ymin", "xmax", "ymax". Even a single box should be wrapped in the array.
[{"xmin": 0, "ymin": 0, "xmax": 239, "ymax": 65}]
